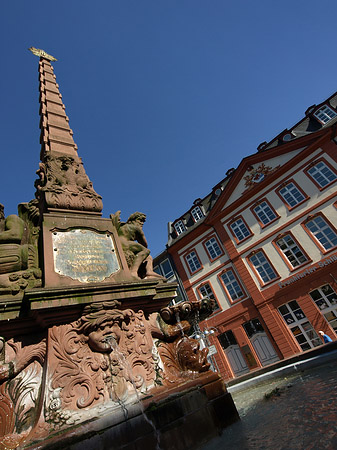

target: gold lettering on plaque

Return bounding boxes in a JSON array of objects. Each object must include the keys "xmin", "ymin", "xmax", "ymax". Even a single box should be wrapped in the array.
[{"xmin": 52, "ymin": 229, "xmax": 119, "ymax": 283}]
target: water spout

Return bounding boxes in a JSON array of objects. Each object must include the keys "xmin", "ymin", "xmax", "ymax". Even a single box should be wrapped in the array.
[{"xmin": 175, "ymin": 310, "xmax": 184, "ymax": 337}]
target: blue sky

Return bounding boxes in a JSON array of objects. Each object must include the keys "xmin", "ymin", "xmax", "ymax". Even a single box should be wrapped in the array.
[{"xmin": 1, "ymin": 1, "xmax": 337, "ymax": 256}]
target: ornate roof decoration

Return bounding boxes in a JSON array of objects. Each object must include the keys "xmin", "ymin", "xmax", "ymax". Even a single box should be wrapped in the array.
[
  {"xmin": 243, "ymin": 163, "xmax": 280, "ymax": 190},
  {"xmin": 28, "ymin": 47, "xmax": 57, "ymax": 61}
]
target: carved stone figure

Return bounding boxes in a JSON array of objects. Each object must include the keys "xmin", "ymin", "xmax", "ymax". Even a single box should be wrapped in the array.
[
  {"xmin": 111, "ymin": 211, "xmax": 164, "ymax": 280},
  {"xmin": 0, "ymin": 204, "xmax": 41, "ymax": 295},
  {"xmin": 148, "ymin": 306, "xmax": 211, "ymax": 385},
  {"xmin": 176, "ymin": 337, "xmax": 210, "ymax": 373}
]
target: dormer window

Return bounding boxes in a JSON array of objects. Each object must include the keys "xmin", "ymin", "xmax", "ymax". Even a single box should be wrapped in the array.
[
  {"xmin": 191, "ymin": 206, "xmax": 203, "ymax": 222},
  {"xmin": 174, "ymin": 220, "xmax": 185, "ymax": 236},
  {"xmin": 313, "ymin": 105, "xmax": 337, "ymax": 124}
]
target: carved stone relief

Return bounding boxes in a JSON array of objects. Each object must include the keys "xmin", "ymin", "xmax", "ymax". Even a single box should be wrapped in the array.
[
  {"xmin": 0, "ymin": 299, "xmax": 213, "ymax": 447},
  {"xmin": 0, "ymin": 202, "xmax": 41, "ymax": 296},
  {"xmin": 44, "ymin": 301, "xmax": 159, "ymax": 424},
  {"xmin": 35, "ymin": 154, "xmax": 103, "ymax": 212},
  {"xmin": 0, "ymin": 337, "xmax": 46, "ymax": 450}
]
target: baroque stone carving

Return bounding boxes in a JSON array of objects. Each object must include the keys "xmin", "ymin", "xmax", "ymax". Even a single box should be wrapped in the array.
[
  {"xmin": 46, "ymin": 301, "xmax": 159, "ymax": 421},
  {"xmin": 0, "ymin": 203, "xmax": 41, "ymax": 295},
  {"xmin": 151, "ymin": 310, "xmax": 211, "ymax": 385},
  {"xmin": 156, "ymin": 336, "xmax": 210, "ymax": 384},
  {"xmin": 111, "ymin": 211, "xmax": 164, "ymax": 280},
  {"xmin": 0, "ymin": 337, "xmax": 46, "ymax": 450},
  {"xmin": 35, "ymin": 154, "xmax": 103, "ymax": 213},
  {"xmin": 0, "ymin": 299, "xmax": 215, "ymax": 446}
]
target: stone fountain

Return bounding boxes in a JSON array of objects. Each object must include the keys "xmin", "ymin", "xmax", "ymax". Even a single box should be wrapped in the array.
[{"xmin": 0, "ymin": 49, "xmax": 238, "ymax": 450}]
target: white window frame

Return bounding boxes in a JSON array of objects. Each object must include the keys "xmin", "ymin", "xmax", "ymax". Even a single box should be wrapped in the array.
[
  {"xmin": 230, "ymin": 218, "xmax": 251, "ymax": 242},
  {"xmin": 279, "ymin": 182, "xmax": 306, "ymax": 208},
  {"xmin": 204, "ymin": 237, "xmax": 222, "ymax": 260},
  {"xmin": 156, "ymin": 258, "xmax": 174, "ymax": 279},
  {"xmin": 198, "ymin": 282, "xmax": 219, "ymax": 311},
  {"xmin": 275, "ymin": 234, "xmax": 308, "ymax": 268},
  {"xmin": 174, "ymin": 220, "xmax": 185, "ymax": 236},
  {"xmin": 220, "ymin": 269, "xmax": 245, "ymax": 301},
  {"xmin": 313, "ymin": 105, "xmax": 337, "ymax": 124},
  {"xmin": 199, "ymin": 282, "xmax": 215, "ymax": 300},
  {"xmin": 307, "ymin": 161, "xmax": 337, "ymax": 188},
  {"xmin": 249, "ymin": 251, "xmax": 278, "ymax": 284},
  {"xmin": 253, "ymin": 201, "xmax": 277, "ymax": 226},
  {"xmin": 305, "ymin": 216, "xmax": 337, "ymax": 251},
  {"xmin": 191, "ymin": 206, "xmax": 203, "ymax": 222},
  {"xmin": 185, "ymin": 251, "xmax": 201, "ymax": 274}
]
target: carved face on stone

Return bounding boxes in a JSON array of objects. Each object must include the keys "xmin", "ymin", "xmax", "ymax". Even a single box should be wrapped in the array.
[
  {"xmin": 77, "ymin": 302, "xmax": 126, "ymax": 353},
  {"xmin": 87, "ymin": 319, "xmax": 122, "ymax": 353},
  {"xmin": 127, "ymin": 212, "xmax": 146, "ymax": 226}
]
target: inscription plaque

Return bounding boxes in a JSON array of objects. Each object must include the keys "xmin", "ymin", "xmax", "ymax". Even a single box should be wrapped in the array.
[{"xmin": 52, "ymin": 229, "xmax": 120, "ymax": 283}]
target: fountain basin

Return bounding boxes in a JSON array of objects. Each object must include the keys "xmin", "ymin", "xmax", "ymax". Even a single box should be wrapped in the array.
[{"xmin": 24, "ymin": 372, "xmax": 238, "ymax": 450}]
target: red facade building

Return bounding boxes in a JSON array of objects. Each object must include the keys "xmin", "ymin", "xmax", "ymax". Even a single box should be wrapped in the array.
[{"xmin": 166, "ymin": 93, "xmax": 337, "ymax": 380}]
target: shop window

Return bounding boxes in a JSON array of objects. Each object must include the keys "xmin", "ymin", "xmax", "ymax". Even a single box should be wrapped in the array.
[
  {"xmin": 278, "ymin": 300, "xmax": 321, "ymax": 351},
  {"xmin": 198, "ymin": 282, "xmax": 220, "ymax": 311},
  {"xmin": 191, "ymin": 206, "xmax": 203, "ymax": 222},
  {"xmin": 310, "ymin": 284, "xmax": 337, "ymax": 331},
  {"xmin": 174, "ymin": 220, "xmax": 185, "ymax": 236},
  {"xmin": 185, "ymin": 250, "xmax": 202, "ymax": 274},
  {"xmin": 274, "ymin": 233, "xmax": 308, "ymax": 268},
  {"xmin": 252, "ymin": 200, "xmax": 278, "ymax": 227},
  {"xmin": 204, "ymin": 236, "xmax": 223, "ymax": 260},
  {"xmin": 220, "ymin": 269, "xmax": 245, "ymax": 302},
  {"xmin": 278, "ymin": 181, "xmax": 307, "ymax": 209},
  {"xmin": 248, "ymin": 250, "xmax": 278, "ymax": 285},
  {"xmin": 304, "ymin": 215, "xmax": 337, "ymax": 252},
  {"xmin": 313, "ymin": 105, "xmax": 337, "ymax": 124},
  {"xmin": 306, "ymin": 160, "xmax": 337, "ymax": 189},
  {"xmin": 229, "ymin": 217, "xmax": 252, "ymax": 243}
]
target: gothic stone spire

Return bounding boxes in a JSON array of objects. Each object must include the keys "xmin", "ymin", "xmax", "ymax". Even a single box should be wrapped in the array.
[{"xmin": 31, "ymin": 50, "xmax": 103, "ymax": 214}]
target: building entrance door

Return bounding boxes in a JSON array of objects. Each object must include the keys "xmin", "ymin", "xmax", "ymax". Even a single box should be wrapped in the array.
[
  {"xmin": 243, "ymin": 318, "xmax": 279, "ymax": 366},
  {"xmin": 250, "ymin": 332, "xmax": 279, "ymax": 366},
  {"xmin": 224, "ymin": 345, "xmax": 249, "ymax": 377},
  {"xmin": 218, "ymin": 330, "xmax": 249, "ymax": 377}
]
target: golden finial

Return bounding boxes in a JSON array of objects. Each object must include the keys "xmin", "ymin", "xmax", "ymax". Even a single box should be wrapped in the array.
[{"xmin": 28, "ymin": 47, "xmax": 57, "ymax": 62}]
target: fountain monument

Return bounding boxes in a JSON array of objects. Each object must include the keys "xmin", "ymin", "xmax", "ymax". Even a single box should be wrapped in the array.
[{"xmin": 0, "ymin": 49, "xmax": 238, "ymax": 450}]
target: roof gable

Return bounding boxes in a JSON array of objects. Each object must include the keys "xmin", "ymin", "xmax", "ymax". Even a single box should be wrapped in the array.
[{"xmin": 207, "ymin": 129, "xmax": 332, "ymax": 221}]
